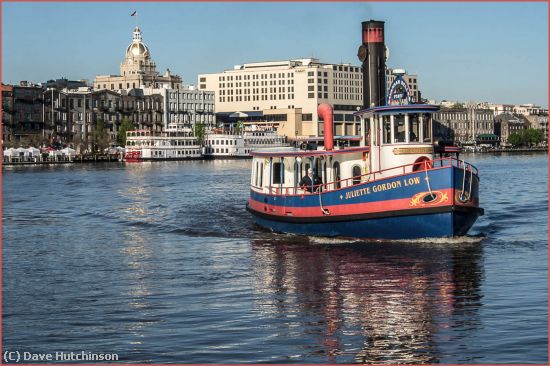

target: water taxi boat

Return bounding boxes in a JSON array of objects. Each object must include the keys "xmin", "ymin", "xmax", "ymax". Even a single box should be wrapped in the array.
[{"xmin": 246, "ymin": 102, "xmax": 483, "ymax": 239}]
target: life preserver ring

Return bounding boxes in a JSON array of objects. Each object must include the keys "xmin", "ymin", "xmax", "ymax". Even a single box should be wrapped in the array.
[{"xmin": 412, "ymin": 156, "xmax": 432, "ymax": 171}]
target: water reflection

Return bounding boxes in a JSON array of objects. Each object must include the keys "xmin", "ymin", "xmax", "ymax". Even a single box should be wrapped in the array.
[{"xmin": 251, "ymin": 238, "xmax": 484, "ymax": 363}]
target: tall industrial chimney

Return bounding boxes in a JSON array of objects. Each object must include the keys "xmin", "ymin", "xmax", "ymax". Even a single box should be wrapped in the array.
[{"xmin": 357, "ymin": 20, "xmax": 387, "ymax": 108}]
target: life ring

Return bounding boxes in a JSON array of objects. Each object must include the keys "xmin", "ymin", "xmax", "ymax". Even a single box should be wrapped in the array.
[{"xmin": 412, "ymin": 156, "xmax": 432, "ymax": 171}]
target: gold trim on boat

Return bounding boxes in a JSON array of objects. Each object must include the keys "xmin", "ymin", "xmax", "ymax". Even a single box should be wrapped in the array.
[{"xmin": 393, "ymin": 147, "xmax": 433, "ymax": 155}]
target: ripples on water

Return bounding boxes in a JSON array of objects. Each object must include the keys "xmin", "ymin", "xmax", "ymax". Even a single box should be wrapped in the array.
[{"xmin": 2, "ymin": 153, "xmax": 548, "ymax": 363}]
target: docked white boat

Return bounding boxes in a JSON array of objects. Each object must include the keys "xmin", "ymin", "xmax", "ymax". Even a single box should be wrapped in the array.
[
  {"xmin": 204, "ymin": 127, "xmax": 288, "ymax": 158},
  {"xmin": 124, "ymin": 122, "xmax": 202, "ymax": 161}
]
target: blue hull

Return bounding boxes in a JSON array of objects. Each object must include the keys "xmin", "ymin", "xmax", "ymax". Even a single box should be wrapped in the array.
[
  {"xmin": 251, "ymin": 207, "xmax": 482, "ymax": 240},
  {"xmin": 248, "ymin": 164, "xmax": 483, "ymax": 239}
]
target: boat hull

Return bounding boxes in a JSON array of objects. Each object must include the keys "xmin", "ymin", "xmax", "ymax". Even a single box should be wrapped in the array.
[
  {"xmin": 247, "ymin": 165, "xmax": 483, "ymax": 239},
  {"xmin": 248, "ymin": 205, "xmax": 482, "ymax": 239}
]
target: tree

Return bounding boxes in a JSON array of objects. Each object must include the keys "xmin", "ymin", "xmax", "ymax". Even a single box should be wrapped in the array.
[
  {"xmin": 451, "ymin": 102, "xmax": 465, "ymax": 109},
  {"xmin": 524, "ymin": 128, "xmax": 544, "ymax": 146},
  {"xmin": 508, "ymin": 133, "xmax": 522, "ymax": 147},
  {"xmin": 193, "ymin": 123, "xmax": 206, "ymax": 144},
  {"xmin": 234, "ymin": 121, "xmax": 244, "ymax": 134},
  {"xmin": 91, "ymin": 120, "xmax": 110, "ymax": 152},
  {"xmin": 117, "ymin": 118, "xmax": 135, "ymax": 146}
]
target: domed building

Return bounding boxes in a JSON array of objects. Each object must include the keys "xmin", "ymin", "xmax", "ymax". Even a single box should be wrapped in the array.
[{"xmin": 94, "ymin": 26, "xmax": 182, "ymax": 91}]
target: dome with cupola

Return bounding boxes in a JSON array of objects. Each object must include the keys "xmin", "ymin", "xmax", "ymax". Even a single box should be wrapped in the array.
[{"xmin": 126, "ymin": 26, "xmax": 150, "ymax": 57}]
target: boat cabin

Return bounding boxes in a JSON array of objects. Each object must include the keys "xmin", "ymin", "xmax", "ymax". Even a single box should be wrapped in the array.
[{"xmin": 250, "ymin": 104, "xmax": 440, "ymax": 196}]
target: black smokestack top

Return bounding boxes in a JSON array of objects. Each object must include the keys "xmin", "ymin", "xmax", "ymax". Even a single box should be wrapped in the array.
[{"xmin": 359, "ymin": 20, "xmax": 386, "ymax": 108}]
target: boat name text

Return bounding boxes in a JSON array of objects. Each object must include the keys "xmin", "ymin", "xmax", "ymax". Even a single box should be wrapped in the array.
[{"xmin": 344, "ymin": 176, "xmax": 421, "ymax": 199}]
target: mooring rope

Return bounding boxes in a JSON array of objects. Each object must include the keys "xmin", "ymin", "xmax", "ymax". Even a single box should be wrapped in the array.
[
  {"xmin": 424, "ymin": 160, "xmax": 434, "ymax": 198},
  {"xmin": 318, "ymin": 184, "xmax": 330, "ymax": 215}
]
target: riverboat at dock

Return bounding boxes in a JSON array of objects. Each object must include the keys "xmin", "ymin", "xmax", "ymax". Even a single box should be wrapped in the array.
[
  {"xmin": 204, "ymin": 127, "xmax": 288, "ymax": 159},
  {"xmin": 124, "ymin": 122, "xmax": 202, "ymax": 161}
]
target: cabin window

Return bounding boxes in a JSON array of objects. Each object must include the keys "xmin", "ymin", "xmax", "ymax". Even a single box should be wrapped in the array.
[
  {"xmin": 254, "ymin": 162, "xmax": 259, "ymax": 186},
  {"xmin": 382, "ymin": 115, "xmax": 391, "ymax": 144},
  {"xmin": 333, "ymin": 162, "xmax": 341, "ymax": 189},
  {"xmin": 394, "ymin": 114, "xmax": 406, "ymax": 143},
  {"xmin": 352, "ymin": 165, "xmax": 362, "ymax": 185},
  {"xmin": 422, "ymin": 113, "xmax": 432, "ymax": 142},
  {"xmin": 409, "ymin": 114, "xmax": 420, "ymax": 142},
  {"xmin": 258, "ymin": 163, "xmax": 263, "ymax": 187},
  {"xmin": 272, "ymin": 162, "xmax": 283, "ymax": 185}
]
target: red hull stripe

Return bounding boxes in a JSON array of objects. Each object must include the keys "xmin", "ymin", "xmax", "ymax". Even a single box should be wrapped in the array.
[{"xmin": 248, "ymin": 188, "xmax": 459, "ymax": 219}]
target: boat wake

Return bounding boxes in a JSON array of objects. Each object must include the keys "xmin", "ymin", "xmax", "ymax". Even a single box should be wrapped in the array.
[{"xmin": 308, "ymin": 233, "xmax": 486, "ymax": 246}]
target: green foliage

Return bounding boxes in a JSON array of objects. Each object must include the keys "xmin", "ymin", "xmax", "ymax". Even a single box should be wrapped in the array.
[
  {"xmin": 507, "ymin": 133, "xmax": 522, "ymax": 147},
  {"xmin": 451, "ymin": 102, "xmax": 465, "ymax": 109},
  {"xmin": 234, "ymin": 121, "xmax": 244, "ymax": 134},
  {"xmin": 524, "ymin": 128, "xmax": 544, "ymax": 146},
  {"xmin": 92, "ymin": 119, "xmax": 110, "ymax": 152},
  {"xmin": 508, "ymin": 128, "xmax": 545, "ymax": 147},
  {"xmin": 193, "ymin": 123, "xmax": 206, "ymax": 144},
  {"xmin": 117, "ymin": 118, "xmax": 135, "ymax": 146}
]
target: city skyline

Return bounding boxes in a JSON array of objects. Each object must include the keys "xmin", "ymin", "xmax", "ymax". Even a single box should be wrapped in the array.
[{"xmin": 2, "ymin": 2, "xmax": 548, "ymax": 107}]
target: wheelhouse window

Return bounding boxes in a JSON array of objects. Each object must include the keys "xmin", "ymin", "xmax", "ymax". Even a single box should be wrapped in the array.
[
  {"xmin": 409, "ymin": 114, "xmax": 420, "ymax": 142},
  {"xmin": 422, "ymin": 113, "xmax": 432, "ymax": 142},
  {"xmin": 382, "ymin": 115, "xmax": 391, "ymax": 144},
  {"xmin": 393, "ymin": 114, "xmax": 405, "ymax": 143}
]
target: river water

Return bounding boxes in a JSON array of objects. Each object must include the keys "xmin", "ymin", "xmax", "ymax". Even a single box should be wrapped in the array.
[{"xmin": 2, "ymin": 152, "xmax": 547, "ymax": 363}]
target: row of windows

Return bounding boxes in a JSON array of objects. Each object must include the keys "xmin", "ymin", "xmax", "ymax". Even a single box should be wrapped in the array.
[
  {"xmin": 206, "ymin": 139, "xmax": 238, "ymax": 145},
  {"xmin": 252, "ymin": 160, "xmax": 364, "ymax": 189},
  {"xmin": 168, "ymin": 103, "xmax": 213, "ymax": 111},
  {"xmin": 436, "ymin": 113, "xmax": 494, "ymax": 121},
  {"xmin": 220, "ymin": 87, "xmax": 296, "ymax": 96},
  {"xmin": 220, "ymin": 94, "xmax": 295, "ymax": 103},
  {"xmin": 219, "ymin": 79, "xmax": 296, "ymax": 89},
  {"xmin": 218, "ymin": 73, "xmax": 295, "ymax": 82},
  {"xmin": 169, "ymin": 92, "xmax": 214, "ymax": 100},
  {"xmin": 205, "ymin": 147, "xmax": 251, "ymax": 154},
  {"xmin": 152, "ymin": 149, "xmax": 200, "ymax": 156}
]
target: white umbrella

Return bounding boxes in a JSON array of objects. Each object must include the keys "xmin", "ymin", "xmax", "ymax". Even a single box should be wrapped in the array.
[
  {"xmin": 3, "ymin": 148, "xmax": 17, "ymax": 157},
  {"xmin": 61, "ymin": 147, "xmax": 76, "ymax": 156},
  {"xmin": 25, "ymin": 147, "xmax": 41, "ymax": 157}
]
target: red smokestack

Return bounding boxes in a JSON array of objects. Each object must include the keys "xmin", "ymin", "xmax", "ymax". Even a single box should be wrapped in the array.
[{"xmin": 318, "ymin": 103, "xmax": 334, "ymax": 151}]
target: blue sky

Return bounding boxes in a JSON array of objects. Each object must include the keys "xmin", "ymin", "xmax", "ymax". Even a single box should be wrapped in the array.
[{"xmin": 2, "ymin": 2, "xmax": 548, "ymax": 106}]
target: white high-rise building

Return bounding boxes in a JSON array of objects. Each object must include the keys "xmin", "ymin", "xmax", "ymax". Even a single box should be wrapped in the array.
[{"xmin": 198, "ymin": 58, "xmax": 364, "ymax": 138}]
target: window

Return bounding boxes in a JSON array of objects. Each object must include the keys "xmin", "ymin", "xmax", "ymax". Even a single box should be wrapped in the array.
[
  {"xmin": 333, "ymin": 162, "xmax": 341, "ymax": 189},
  {"xmin": 422, "ymin": 113, "xmax": 432, "ymax": 142},
  {"xmin": 382, "ymin": 115, "xmax": 391, "ymax": 144},
  {"xmin": 352, "ymin": 165, "xmax": 361, "ymax": 185},
  {"xmin": 272, "ymin": 162, "xmax": 284, "ymax": 184},
  {"xmin": 308, "ymin": 93, "xmax": 314, "ymax": 98},
  {"xmin": 394, "ymin": 114, "xmax": 405, "ymax": 143},
  {"xmin": 409, "ymin": 114, "xmax": 420, "ymax": 142}
]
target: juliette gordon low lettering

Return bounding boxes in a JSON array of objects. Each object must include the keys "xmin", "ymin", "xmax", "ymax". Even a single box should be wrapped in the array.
[{"xmin": 345, "ymin": 176, "xmax": 421, "ymax": 199}]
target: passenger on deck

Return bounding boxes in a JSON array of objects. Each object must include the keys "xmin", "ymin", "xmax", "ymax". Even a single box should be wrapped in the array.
[{"xmin": 299, "ymin": 168, "xmax": 322, "ymax": 193}]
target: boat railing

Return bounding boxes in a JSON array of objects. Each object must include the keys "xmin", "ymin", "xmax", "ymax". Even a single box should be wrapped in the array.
[{"xmin": 262, "ymin": 157, "xmax": 478, "ymax": 196}]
